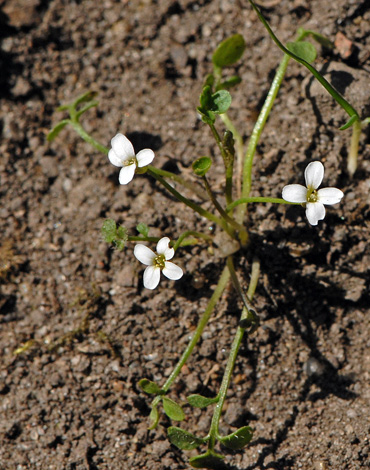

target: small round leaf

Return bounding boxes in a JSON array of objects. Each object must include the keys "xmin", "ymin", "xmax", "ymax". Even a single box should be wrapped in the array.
[
  {"xmin": 211, "ymin": 90, "xmax": 231, "ymax": 114},
  {"xmin": 212, "ymin": 34, "xmax": 246, "ymax": 68},
  {"xmin": 192, "ymin": 157, "xmax": 212, "ymax": 177}
]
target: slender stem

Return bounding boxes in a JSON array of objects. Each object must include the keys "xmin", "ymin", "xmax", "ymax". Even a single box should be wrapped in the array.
[
  {"xmin": 128, "ymin": 236, "xmax": 161, "ymax": 243},
  {"xmin": 248, "ymin": 0, "xmax": 359, "ymax": 120},
  {"xmin": 347, "ymin": 119, "xmax": 362, "ymax": 176},
  {"xmin": 147, "ymin": 166, "xmax": 208, "ymax": 200},
  {"xmin": 172, "ymin": 230, "xmax": 213, "ymax": 251},
  {"xmin": 247, "ymin": 258, "xmax": 260, "ymax": 299},
  {"xmin": 161, "ymin": 265, "xmax": 230, "ymax": 394},
  {"xmin": 71, "ymin": 121, "xmax": 109, "ymax": 155},
  {"xmin": 202, "ymin": 176, "xmax": 246, "ymax": 236},
  {"xmin": 242, "ymin": 55, "xmax": 291, "ymax": 202},
  {"xmin": 208, "ymin": 122, "xmax": 233, "ymax": 205},
  {"xmin": 227, "ymin": 196, "xmax": 298, "ymax": 212},
  {"xmin": 220, "ymin": 113, "xmax": 244, "ymax": 198},
  {"xmin": 208, "ymin": 257, "xmax": 260, "ymax": 450},
  {"xmin": 147, "ymin": 168, "xmax": 234, "ymax": 236},
  {"xmin": 227, "ymin": 257, "xmax": 253, "ymax": 313}
]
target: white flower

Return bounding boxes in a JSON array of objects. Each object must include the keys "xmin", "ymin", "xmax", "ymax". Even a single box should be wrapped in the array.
[
  {"xmin": 134, "ymin": 237, "xmax": 183, "ymax": 290},
  {"xmin": 282, "ymin": 161, "xmax": 344, "ymax": 226},
  {"xmin": 108, "ymin": 133, "xmax": 155, "ymax": 185}
]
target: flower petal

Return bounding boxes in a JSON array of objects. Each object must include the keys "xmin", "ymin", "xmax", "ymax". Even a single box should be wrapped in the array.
[
  {"xmin": 282, "ymin": 184, "xmax": 307, "ymax": 203},
  {"xmin": 163, "ymin": 262, "xmax": 183, "ymax": 280},
  {"xmin": 318, "ymin": 187, "xmax": 344, "ymax": 205},
  {"xmin": 134, "ymin": 244, "xmax": 156, "ymax": 265},
  {"xmin": 306, "ymin": 202, "xmax": 325, "ymax": 226},
  {"xmin": 143, "ymin": 265, "xmax": 161, "ymax": 289},
  {"xmin": 108, "ymin": 148, "xmax": 123, "ymax": 167},
  {"xmin": 119, "ymin": 163, "xmax": 136, "ymax": 185},
  {"xmin": 305, "ymin": 161, "xmax": 324, "ymax": 189},
  {"xmin": 156, "ymin": 237, "xmax": 174, "ymax": 260},
  {"xmin": 136, "ymin": 149, "xmax": 155, "ymax": 168},
  {"xmin": 111, "ymin": 133, "xmax": 135, "ymax": 159}
]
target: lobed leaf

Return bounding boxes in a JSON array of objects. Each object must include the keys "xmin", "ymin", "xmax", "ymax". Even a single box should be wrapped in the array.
[
  {"xmin": 101, "ymin": 219, "xmax": 118, "ymax": 243},
  {"xmin": 136, "ymin": 223, "xmax": 150, "ymax": 237}
]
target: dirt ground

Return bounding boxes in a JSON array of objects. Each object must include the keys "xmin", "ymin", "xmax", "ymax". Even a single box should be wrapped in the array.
[{"xmin": 1, "ymin": 0, "xmax": 370, "ymax": 469}]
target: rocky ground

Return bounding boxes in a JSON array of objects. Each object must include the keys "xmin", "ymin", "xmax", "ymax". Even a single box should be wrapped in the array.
[{"xmin": 0, "ymin": 0, "xmax": 369, "ymax": 469}]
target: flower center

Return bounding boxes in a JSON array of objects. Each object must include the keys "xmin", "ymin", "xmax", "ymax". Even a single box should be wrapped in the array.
[
  {"xmin": 306, "ymin": 186, "xmax": 319, "ymax": 203},
  {"xmin": 154, "ymin": 254, "xmax": 166, "ymax": 269},
  {"xmin": 123, "ymin": 157, "xmax": 137, "ymax": 166}
]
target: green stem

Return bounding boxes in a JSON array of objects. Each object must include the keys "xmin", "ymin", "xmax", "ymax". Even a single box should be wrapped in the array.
[
  {"xmin": 226, "ymin": 257, "xmax": 253, "ymax": 313},
  {"xmin": 208, "ymin": 258, "xmax": 260, "ymax": 450},
  {"xmin": 202, "ymin": 176, "xmax": 246, "ymax": 237},
  {"xmin": 160, "ymin": 265, "xmax": 230, "ymax": 395},
  {"xmin": 241, "ymin": 54, "xmax": 291, "ymax": 206},
  {"xmin": 208, "ymin": 122, "xmax": 233, "ymax": 205},
  {"xmin": 147, "ymin": 168, "xmax": 234, "ymax": 236},
  {"xmin": 147, "ymin": 166, "xmax": 208, "ymax": 200},
  {"xmin": 71, "ymin": 121, "xmax": 109, "ymax": 155},
  {"xmin": 347, "ymin": 119, "xmax": 362, "ymax": 176},
  {"xmin": 220, "ymin": 113, "xmax": 244, "ymax": 198},
  {"xmin": 227, "ymin": 197, "xmax": 298, "ymax": 212},
  {"xmin": 248, "ymin": 0, "xmax": 359, "ymax": 120},
  {"xmin": 172, "ymin": 230, "xmax": 213, "ymax": 251}
]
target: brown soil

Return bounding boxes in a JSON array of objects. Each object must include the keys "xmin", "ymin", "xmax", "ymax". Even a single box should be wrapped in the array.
[{"xmin": 1, "ymin": 1, "xmax": 369, "ymax": 469}]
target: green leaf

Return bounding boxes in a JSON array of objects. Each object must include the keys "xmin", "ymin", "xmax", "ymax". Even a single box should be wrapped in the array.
[
  {"xmin": 101, "ymin": 219, "xmax": 118, "ymax": 243},
  {"xmin": 212, "ymin": 34, "xmax": 246, "ymax": 68},
  {"xmin": 218, "ymin": 76, "xmax": 242, "ymax": 90},
  {"xmin": 190, "ymin": 451, "xmax": 226, "ymax": 469},
  {"xmin": 192, "ymin": 157, "xmax": 212, "ymax": 177},
  {"xmin": 204, "ymin": 73, "xmax": 215, "ymax": 89},
  {"xmin": 339, "ymin": 114, "xmax": 359, "ymax": 131},
  {"xmin": 200, "ymin": 86, "xmax": 214, "ymax": 111},
  {"xmin": 136, "ymin": 223, "xmax": 149, "ymax": 237},
  {"xmin": 148, "ymin": 406, "xmax": 160, "ymax": 430},
  {"xmin": 211, "ymin": 90, "xmax": 231, "ymax": 114},
  {"xmin": 162, "ymin": 397, "xmax": 185, "ymax": 421},
  {"xmin": 138, "ymin": 378, "xmax": 164, "ymax": 395},
  {"xmin": 187, "ymin": 394, "xmax": 219, "ymax": 408},
  {"xmin": 308, "ymin": 30, "xmax": 334, "ymax": 49},
  {"xmin": 101, "ymin": 219, "xmax": 128, "ymax": 251},
  {"xmin": 75, "ymin": 100, "xmax": 99, "ymax": 119},
  {"xmin": 47, "ymin": 120, "xmax": 70, "ymax": 142},
  {"xmin": 219, "ymin": 426, "xmax": 253, "ymax": 450},
  {"xmin": 73, "ymin": 90, "xmax": 98, "ymax": 107},
  {"xmin": 286, "ymin": 41, "xmax": 317, "ymax": 63},
  {"xmin": 197, "ymin": 106, "xmax": 216, "ymax": 125},
  {"xmin": 168, "ymin": 426, "xmax": 204, "ymax": 450}
]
